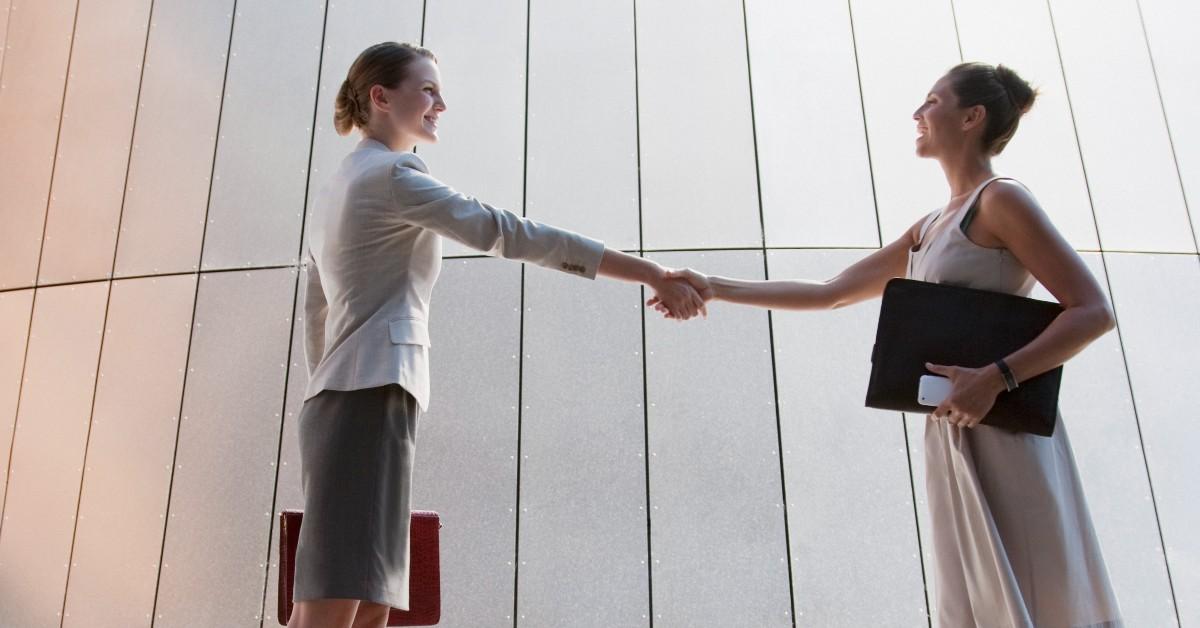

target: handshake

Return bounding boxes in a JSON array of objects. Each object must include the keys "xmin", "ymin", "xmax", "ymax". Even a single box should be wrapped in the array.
[{"xmin": 646, "ymin": 268, "xmax": 714, "ymax": 321}]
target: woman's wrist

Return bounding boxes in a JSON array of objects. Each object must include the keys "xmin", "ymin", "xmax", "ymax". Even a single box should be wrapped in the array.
[
  {"xmin": 706, "ymin": 276, "xmax": 730, "ymax": 302},
  {"xmin": 641, "ymin": 259, "xmax": 668, "ymax": 288}
]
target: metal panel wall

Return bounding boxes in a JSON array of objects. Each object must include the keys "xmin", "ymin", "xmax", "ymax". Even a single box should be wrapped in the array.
[
  {"xmin": 768, "ymin": 250, "xmax": 927, "ymax": 626},
  {"xmin": 953, "ymin": 0, "xmax": 1100, "ymax": 250},
  {"xmin": 0, "ymin": 0, "xmax": 77, "ymax": 289},
  {"xmin": 153, "ymin": 268, "xmax": 295, "ymax": 627},
  {"xmin": 1106, "ymin": 252, "xmax": 1200, "ymax": 625},
  {"xmin": 201, "ymin": 0, "xmax": 324, "ymax": 271},
  {"xmin": 851, "ymin": 0, "xmax": 960, "ymax": 243},
  {"xmin": 636, "ymin": 0, "xmax": 762, "ymax": 249},
  {"xmin": 0, "ymin": 0, "xmax": 12, "ymax": 69},
  {"xmin": 113, "ymin": 0, "xmax": 235, "ymax": 277},
  {"xmin": 38, "ymin": 0, "xmax": 151, "ymax": 285},
  {"xmin": 0, "ymin": 282, "xmax": 108, "ymax": 628},
  {"xmin": 517, "ymin": 266, "xmax": 648, "ymax": 626},
  {"xmin": 0, "ymin": 289, "xmax": 33, "ymax": 502},
  {"xmin": 746, "ymin": 0, "xmax": 879, "ymax": 248},
  {"xmin": 644, "ymin": 251, "xmax": 792, "ymax": 626},
  {"xmin": 1050, "ymin": 0, "xmax": 1194, "ymax": 253},
  {"xmin": 1139, "ymin": 0, "xmax": 1200, "ymax": 250},
  {"xmin": 420, "ymin": 0, "xmax": 528, "ymax": 258},
  {"xmin": 1031, "ymin": 255, "xmax": 1178, "ymax": 627},
  {"xmin": 262, "ymin": 271, "xmax": 308, "ymax": 626},
  {"xmin": 62, "ymin": 275, "xmax": 196, "ymax": 628},
  {"xmin": 525, "ymin": 0, "xmax": 640, "ymax": 251},
  {"xmin": 412, "ymin": 259, "xmax": 523, "ymax": 626}
]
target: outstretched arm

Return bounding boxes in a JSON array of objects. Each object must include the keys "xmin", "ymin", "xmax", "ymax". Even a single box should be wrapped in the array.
[
  {"xmin": 649, "ymin": 218, "xmax": 924, "ymax": 314},
  {"xmin": 598, "ymin": 248, "xmax": 706, "ymax": 320}
]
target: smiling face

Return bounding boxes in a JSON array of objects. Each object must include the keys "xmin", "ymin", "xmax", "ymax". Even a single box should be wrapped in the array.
[
  {"xmin": 912, "ymin": 76, "xmax": 962, "ymax": 158},
  {"xmin": 369, "ymin": 57, "xmax": 446, "ymax": 147}
]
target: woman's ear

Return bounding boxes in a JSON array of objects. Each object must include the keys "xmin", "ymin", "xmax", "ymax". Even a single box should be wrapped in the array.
[
  {"xmin": 962, "ymin": 104, "xmax": 986, "ymax": 131},
  {"xmin": 369, "ymin": 84, "xmax": 389, "ymax": 113}
]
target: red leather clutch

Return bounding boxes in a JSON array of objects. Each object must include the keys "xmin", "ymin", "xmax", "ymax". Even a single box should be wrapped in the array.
[{"xmin": 278, "ymin": 509, "xmax": 441, "ymax": 626}]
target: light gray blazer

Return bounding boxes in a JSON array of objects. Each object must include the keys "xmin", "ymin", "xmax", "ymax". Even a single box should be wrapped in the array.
[{"xmin": 302, "ymin": 138, "xmax": 605, "ymax": 411}]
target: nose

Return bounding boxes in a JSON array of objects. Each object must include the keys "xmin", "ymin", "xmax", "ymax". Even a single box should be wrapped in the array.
[
  {"xmin": 434, "ymin": 95, "xmax": 447, "ymax": 112},
  {"xmin": 912, "ymin": 106, "xmax": 922, "ymax": 120}
]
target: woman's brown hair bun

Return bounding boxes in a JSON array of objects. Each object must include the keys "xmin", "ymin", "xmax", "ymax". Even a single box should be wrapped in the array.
[
  {"xmin": 333, "ymin": 42, "xmax": 437, "ymax": 137},
  {"xmin": 946, "ymin": 62, "xmax": 1039, "ymax": 155}
]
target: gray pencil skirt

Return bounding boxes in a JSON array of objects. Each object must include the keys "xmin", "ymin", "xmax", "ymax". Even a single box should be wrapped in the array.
[{"xmin": 293, "ymin": 384, "xmax": 420, "ymax": 610}]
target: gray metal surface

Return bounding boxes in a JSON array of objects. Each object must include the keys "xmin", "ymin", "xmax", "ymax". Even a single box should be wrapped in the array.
[
  {"xmin": 411, "ymin": 258, "xmax": 522, "ymax": 627},
  {"xmin": 62, "ymin": 274, "xmax": 196, "ymax": 628},
  {"xmin": 1029, "ymin": 255, "xmax": 1178, "ymax": 627},
  {"xmin": 0, "ymin": 289, "xmax": 33, "ymax": 506},
  {"xmin": 1138, "ymin": 0, "xmax": 1200, "ymax": 251},
  {"xmin": 769, "ymin": 249, "xmax": 927, "ymax": 626},
  {"xmin": 1106, "ymin": 252, "xmax": 1200, "ymax": 625},
  {"xmin": 152, "ymin": 268, "xmax": 295, "ymax": 627},
  {"xmin": 38, "ymin": 0, "xmax": 152, "ymax": 285},
  {"xmin": 636, "ymin": 0, "xmax": 762, "ymax": 250},
  {"xmin": 525, "ymin": 0, "xmax": 640, "ymax": 251},
  {"xmin": 516, "ymin": 265, "xmax": 649, "ymax": 627},
  {"xmin": 851, "ymin": 0, "xmax": 961, "ymax": 243},
  {"xmin": 746, "ymin": 0, "xmax": 879, "ymax": 248},
  {"xmin": 201, "ymin": 0, "xmax": 324, "ymax": 272},
  {"xmin": 643, "ymin": 251, "xmax": 792, "ymax": 627},
  {"xmin": 0, "ymin": 0, "xmax": 77, "ymax": 289},
  {"xmin": 0, "ymin": 282, "xmax": 108, "ymax": 628},
  {"xmin": 1051, "ymin": 0, "xmax": 1194, "ymax": 253},
  {"xmin": 114, "ymin": 0, "xmax": 236, "ymax": 277}
]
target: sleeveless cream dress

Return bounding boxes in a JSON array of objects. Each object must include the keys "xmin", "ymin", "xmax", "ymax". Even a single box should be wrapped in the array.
[{"xmin": 907, "ymin": 177, "xmax": 1123, "ymax": 628}]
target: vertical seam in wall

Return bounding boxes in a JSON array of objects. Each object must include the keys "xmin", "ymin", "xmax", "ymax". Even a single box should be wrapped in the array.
[
  {"xmin": 419, "ymin": 0, "xmax": 427, "ymax": 47},
  {"xmin": 57, "ymin": 287, "xmax": 115, "ymax": 628},
  {"xmin": 631, "ymin": 1, "xmax": 655, "ymax": 625},
  {"xmin": 845, "ymin": 1, "xmax": 884, "ymax": 250},
  {"xmin": 845, "ymin": 1, "xmax": 933, "ymax": 624},
  {"xmin": 149, "ymin": 1, "xmax": 239, "ymax": 623},
  {"xmin": 948, "ymin": 0, "xmax": 964, "ymax": 63},
  {"xmin": 512, "ymin": 0, "xmax": 532, "ymax": 624},
  {"xmin": 1045, "ymin": 1, "xmax": 1182, "ymax": 624},
  {"xmin": 0, "ymin": 0, "xmax": 17, "ymax": 91},
  {"xmin": 1133, "ymin": 0, "xmax": 1199, "ymax": 256},
  {"xmin": 255, "ymin": 0, "xmax": 332, "ymax": 624},
  {"xmin": 898, "ymin": 413, "xmax": 932, "ymax": 628},
  {"xmin": 740, "ymin": 3, "xmax": 797, "ymax": 625},
  {"xmin": 0, "ymin": 0, "xmax": 80, "ymax": 546}
]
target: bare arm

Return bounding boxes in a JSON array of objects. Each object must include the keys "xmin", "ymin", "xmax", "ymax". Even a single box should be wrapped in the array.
[
  {"xmin": 927, "ymin": 180, "xmax": 1116, "ymax": 427},
  {"xmin": 655, "ymin": 218, "xmax": 924, "ymax": 312},
  {"xmin": 972, "ymin": 181, "xmax": 1115, "ymax": 385},
  {"xmin": 598, "ymin": 248, "xmax": 706, "ymax": 319}
]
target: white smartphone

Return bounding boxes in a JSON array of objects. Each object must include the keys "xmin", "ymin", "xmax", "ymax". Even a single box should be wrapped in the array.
[{"xmin": 918, "ymin": 374, "xmax": 952, "ymax": 407}]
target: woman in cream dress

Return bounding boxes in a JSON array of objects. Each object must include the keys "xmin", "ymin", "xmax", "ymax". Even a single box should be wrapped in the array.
[{"xmin": 658, "ymin": 63, "xmax": 1123, "ymax": 627}]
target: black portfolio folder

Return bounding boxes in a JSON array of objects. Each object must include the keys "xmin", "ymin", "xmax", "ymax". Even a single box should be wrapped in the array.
[{"xmin": 865, "ymin": 278, "xmax": 1064, "ymax": 436}]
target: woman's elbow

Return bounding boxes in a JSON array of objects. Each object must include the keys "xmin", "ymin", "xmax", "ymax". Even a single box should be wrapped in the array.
[{"xmin": 1090, "ymin": 302, "xmax": 1117, "ymax": 337}]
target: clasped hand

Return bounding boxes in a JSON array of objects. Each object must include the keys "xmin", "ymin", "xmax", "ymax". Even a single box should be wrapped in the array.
[{"xmin": 646, "ymin": 268, "xmax": 714, "ymax": 320}]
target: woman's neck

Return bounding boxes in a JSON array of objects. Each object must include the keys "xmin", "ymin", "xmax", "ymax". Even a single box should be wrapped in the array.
[{"xmin": 938, "ymin": 151, "xmax": 995, "ymax": 202}]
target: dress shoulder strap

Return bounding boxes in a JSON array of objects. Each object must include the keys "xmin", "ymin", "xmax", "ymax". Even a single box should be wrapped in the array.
[{"xmin": 959, "ymin": 176, "xmax": 1015, "ymax": 233}]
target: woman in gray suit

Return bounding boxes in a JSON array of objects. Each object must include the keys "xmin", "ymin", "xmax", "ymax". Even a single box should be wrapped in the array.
[{"xmin": 287, "ymin": 42, "xmax": 705, "ymax": 628}]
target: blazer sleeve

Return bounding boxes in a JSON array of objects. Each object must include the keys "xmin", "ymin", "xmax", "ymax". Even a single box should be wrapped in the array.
[
  {"xmin": 389, "ymin": 162, "xmax": 606, "ymax": 279},
  {"xmin": 302, "ymin": 246, "xmax": 328, "ymax": 377}
]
